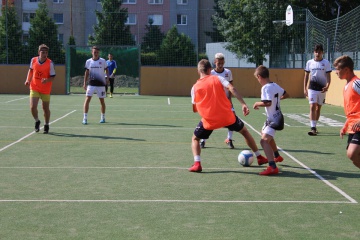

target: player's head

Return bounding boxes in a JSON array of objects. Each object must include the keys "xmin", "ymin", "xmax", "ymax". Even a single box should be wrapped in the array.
[
  {"xmin": 108, "ymin": 53, "xmax": 113, "ymax": 60},
  {"xmin": 38, "ymin": 44, "xmax": 49, "ymax": 52},
  {"xmin": 38, "ymin": 44, "xmax": 49, "ymax": 59},
  {"xmin": 198, "ymin": 59, "xmax": 212, "ymax": 74},
  {"xmin": 254, "ymin": 65, "xmax": 269, "ymax": 79},
  {"xmin": 313, "ymin": 44, "xmax": 324, "ymax": 60},
  {"xmin": 214, "ymin": 53, "xmax": 225, "ymax": 70},
  {"xmin": 91, "ymin": 46, "xmax": 100, "ymax": 59},
  {"xmin": 333, "ymin": 55, "xmax": 354, "ymax": 79}
]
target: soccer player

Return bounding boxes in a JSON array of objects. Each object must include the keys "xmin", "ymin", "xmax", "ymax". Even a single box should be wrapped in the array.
[
  {"xmin": 253, "ymin": 65, "xmax": 289, "ymax": 175},
  {"xmin": 333, "ymin": 55, "xmax": 360, "ymax": 169},
  {"xmin": 304, "ymin": 44, "xmax": 331, "ymax": 136},
  {"xmin": 200, "ymin": 53, "xmax": 237, "ymax": 149},
  {"xmin": 189, "ymin": 59, "xmax": 267, "ymax": 172},
  {"xmin": 105, "ymin": 53, "xmax": 117, "ymax": 98},
  {"xmin": 24, "ymin": 44, "xmax": 56, "ymax": 134},
  {"xmin": 82, "ymin": 46, "xmax": 109, "ymax": 124}
]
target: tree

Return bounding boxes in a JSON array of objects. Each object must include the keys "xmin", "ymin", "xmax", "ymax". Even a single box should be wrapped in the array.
[
  {"xmin": 28, "ymin": 0, "xmax": 64, "ymax": 64},
  {"xmin": 88, "ymin": 0, "xmax": 135, "ymax": 46},
  {"xmin": 204, "ymin": 0, "xmax": 225, "ymax": 43},
  {"xmin": 141, "ymin": 19, "xmax": 165, "ymax": 53},
  {"xmin": 0, "ymin": 1, "xmax": 24, "ymax": 64},
  {"xmin": 157, "ymin": 25, "xmax": 197, "ymax": 66}
]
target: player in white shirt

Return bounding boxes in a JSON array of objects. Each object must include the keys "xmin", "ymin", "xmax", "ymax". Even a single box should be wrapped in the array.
[
  {"xmin": 82, "ymin": 46, "xmax": 109, "ymax": 124},
  {"xmin": 304, "ymin": 44, "xmax": 332, "ymax": 136},
  {"xmin": 200, "ymin": 53, "xmax": 237, "ymax": 149},
  {"xmin": 253, "ymin": 65, "xmax": 289, "ymax": 175}
]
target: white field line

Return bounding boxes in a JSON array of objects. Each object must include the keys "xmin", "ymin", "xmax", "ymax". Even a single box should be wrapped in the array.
[
  {"xmin": 0, "ymin": 199, "xmax": 353, "ymax": 204},
  {"xmin": 4, "ymin": 96, "xmax": 29, "ymax": 103},
  {"xmin": 334, "ymin": 114, "xmax": 346, "ymax": 118},
  {"xmin": 0, "ymin": 110, "xmax": 76, "ymax": 153},
  {"xmin": 242, "ymin": 118, "xmax": 358, "ymax": 204}
]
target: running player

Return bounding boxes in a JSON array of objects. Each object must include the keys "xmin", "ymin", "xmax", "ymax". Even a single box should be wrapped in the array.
[{"xmin": 304, "ymin": 44, "xmax": 331, "ymax": 136}]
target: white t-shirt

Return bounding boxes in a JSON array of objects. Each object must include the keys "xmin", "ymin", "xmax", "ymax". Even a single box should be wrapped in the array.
[
  {"xmin": 85, "ymin": 57, "xmax": 107, "ymax": 86},
  {"xmin": 305, "ymin": 58, "xmax": 332, "ymax": 91},
  {"xmin": 261, "ymin": 82, "xmax": 285, "ymax": 124},
  {"xmin": 211, "ymin": 68, "xmax": 233, "ymax": 99}
]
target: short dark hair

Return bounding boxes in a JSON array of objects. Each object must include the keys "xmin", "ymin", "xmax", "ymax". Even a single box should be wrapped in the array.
[
  {"xmin": 92, "ymin": 46, "xmax": 100, "ymax": 50},
  {"xmin": 197, "ymin": 59, "xmax": 212, "ymax": 73},
  {"xmin": 314, "ymin": 44, "xmax": 324, "ymax": 52}
]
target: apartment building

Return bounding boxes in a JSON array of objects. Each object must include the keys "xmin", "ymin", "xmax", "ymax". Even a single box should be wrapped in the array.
[{"xmin": 10, "ymin": 0, "xmax": 214, "ymax": 51}]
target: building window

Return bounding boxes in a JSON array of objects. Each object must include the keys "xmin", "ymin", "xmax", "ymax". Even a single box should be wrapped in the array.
[
  {"xmin": 54, "ymin": 13, "xmax": 63, "ymax": 24},
  {"xmin": 97, "ymin": 0, "xmax": 101, "ymax": 3},
  {"xmin": 23, "ymin": 34, "xmax": 29, "ymax": 45},
  {"xmin": 53, "ymin": 0, "xmax": 64, "ymax": 3},
  {"xmin": 148, "ymin": 15, "xmax": 163, "ymax": 26},
  {"xmin": 177, "ymin": 0, "xmax": 188, "ymax": 4},
  {"xmin": 148, "ymin": 0, "xmax": 163, "ymax": 4},
  {"xmin": 29, "ymin": 0, "xmax": 40, "ymax": 2},
  {"xmin": 177, "ymin": 14, "xmax": 187, "ymax": 25},
  {"xmin": 125, "ymin": 13, "xmax": 137, "ymax": 25},
  {"xmin": 122, "ymin": 0, "xmax": 136, "ymax": 3},
  {"xmin": 23, "ymin": 13, "xmax": 36, "ymax": 23},
  {"xmin": 58, "ymin": 34, "xmax": 64, "ymax": 43}
]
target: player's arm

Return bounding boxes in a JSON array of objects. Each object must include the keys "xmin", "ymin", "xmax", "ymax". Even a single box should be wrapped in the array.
[
  {"xmin": 281, "ymin": 91, "xmax": 290, "ymax": 100},
  {"xmin": 24, "ymin": 69, "xmax": 33, "ymax": 86},
  {"xmin": 304, "ymin": 71, "xmax": 310, "ymax": 96},
  {"xmin": 83, "ymin": 69, "xmax": 89, "ymax": 90},
  {"xmin": 253, "ymin": 100, "xmax": 271, "ymax": 110},
  {"xmin": 191, "ymin": 86, "xmax": 197, "ymax": 113},
  {"xmin": 228, "ymin": 84, "xmax": 249, "ymax": 116},
  {"xmin": 322, "ymin": 72, "xmax": 331, "ymax": 93},
  {"xmin": 105, "ymin": 68, "xmax": 110, "ymax": 84}
]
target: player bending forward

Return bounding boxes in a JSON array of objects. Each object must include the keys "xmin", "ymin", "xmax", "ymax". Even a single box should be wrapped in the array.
[{"xmin": 189, "ymin": 59, "xmax": 267, "ymax": 172}]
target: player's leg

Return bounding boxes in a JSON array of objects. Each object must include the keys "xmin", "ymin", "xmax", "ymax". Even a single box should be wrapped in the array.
[
  {"xmin": 259, "ymin": 132, "xmax": 279, "ymax": 175},
  {"xmin": 307, "ymin": 90, "xmax": 318, "ymax": 136},
  {"xmin": 189, "ymin": 121, "xmax": 212, "ymax": 172},
  {"xmin": 97, "ymin": 86, "xmax": 106, "ymax": 123},
  {"xmin": 41, "ymin": 94, "xmax": 51, "ymax": 134},
  {"xmin": 30, "ymin": 90, "xmax": 41, "ymax": 132},
  {"xmin": 229, "ymin": 116, "xmax": 267, "ymax": 165},
  {"xmin": 200, "ymin": 139, "xmax": 206, "ymax": 148},
  {"xmin": 109, "ymin": 78, "xmax": 114, "ymax": 97},
  {"xmin": 347, "ymin": 133, "xmax": 360, "ymax": 169},
  {"xmin": 270, "ymin": 138, "xmax": 283, "ymax": 162},
  {"xmin": 225, "ymin": 130, "xmax": 234, "ymax": 149}
]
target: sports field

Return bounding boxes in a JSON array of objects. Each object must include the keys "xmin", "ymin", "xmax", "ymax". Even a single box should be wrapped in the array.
[{"xmin": 0, "ymin": 94, "xmax": 359, "ymax": 240}]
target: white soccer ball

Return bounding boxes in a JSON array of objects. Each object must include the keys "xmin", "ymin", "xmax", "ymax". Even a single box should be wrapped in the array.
[{"xmin": 238, "ymin": 150, "xmax": 254, "ymax": 167}]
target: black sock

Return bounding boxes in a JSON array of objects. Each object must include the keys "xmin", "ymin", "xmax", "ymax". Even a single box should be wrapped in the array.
[
  {"xmin": 269, "ymin": 161, "xmax": 277, "ymax": 169},
  {"xmin": 274, "ymin": 151, "xmax": 280, "ymax": 158}
]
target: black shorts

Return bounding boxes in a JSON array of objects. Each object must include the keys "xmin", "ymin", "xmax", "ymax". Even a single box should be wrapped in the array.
[
  {"xmin": 193, "ymin": 116, "xmax": 245, "ymax": 139},
  {"xmin": 347, "ymin": 132, "xmax": 360, "ymax": 149}
]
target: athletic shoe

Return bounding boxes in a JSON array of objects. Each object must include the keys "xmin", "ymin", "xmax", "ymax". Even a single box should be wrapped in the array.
[
  {"xmin": 35, "ymin": 120, "xmax": 41, "ymax": 132},
  {"xmin": 308, "ymin": 127, "xmax": 317, "ymax": 136},
  {"xmin": 259, "ymin": 166, "xmax": 279, "ymax": 175},
  {"xmin": 257, "ymin": 155, "xmax": 268, "ymax": 165},
  {"xmin": 275, "ymin": 156, "xmax": 284, "ymax": 163},
  {"xmin": 189, "ymin": 163, "xmax": 202, "ymax": 172},
  {"xmin": 100, "ymin": 118, "xmax": 105, "ymax": 123},
  {"xmin": 200, "ymin": 139, "xmax": 206, "ymax": 148},
  {"xmin": 43, "ymin": 125, "xmax": 49, "ymax": 134},
  {"xmin": 82, "ymin": 119, "xmax": 87, "ymax": 125},
  {"xmin": 225, "ymin": 138, "xmax": 235, "ymax": 149},
  {"xmin": 110, "ymin": 93, "xmax": 113, "ymax": 98}
]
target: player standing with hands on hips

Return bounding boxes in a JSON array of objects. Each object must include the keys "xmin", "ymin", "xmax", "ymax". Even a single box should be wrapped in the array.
[
  {"xmin": 24, "ymin": 44, "xmax": 56, "ymax": 134},
  {"xmin": 189, "ymin": 59, "xmax": 267, "ymax": 172},
  {"xmin": 253, "ymin": 66, "xmax": 289, "ymax": 175},
  {"xmin": 82, "ymin": 46, "xmax": 109, "ymax": 124},
  {"xmin": 333, "ymin": 55, "xmax": 360, "ymax": 169},
  {"xmin": 304, "ymin": 44, "xmax": 331, "ymax": 136}
]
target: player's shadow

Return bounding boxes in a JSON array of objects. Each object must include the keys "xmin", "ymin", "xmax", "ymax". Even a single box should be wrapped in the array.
[{"xmin": 48, "ymin": 132, "xmax": 145, "ymax": 141}]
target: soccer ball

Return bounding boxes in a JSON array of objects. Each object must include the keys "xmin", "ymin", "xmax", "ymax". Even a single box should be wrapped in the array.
[{"xmin": 238, "ymin": 150, "xmax": 254, "ymax": 167}]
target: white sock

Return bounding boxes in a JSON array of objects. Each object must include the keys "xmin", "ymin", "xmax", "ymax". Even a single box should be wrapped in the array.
[
  {"xmin": 83, "ymin": 113, "xmax": 87, "ymax": 119},
  {"xmin": 194, "ymin": 155, "xmax": 201, "ymax": 162},
  {"xmin": 227, "ymin": 131, "xmax": 233, "ymax": 140},
  {"xmin": 310, "ymin": 120, "xmax": 316, "ymax": 128},
  {"xmin": 101, "ymin": 113, "xmax": 105, "ymax": 119},
  {"xmin": 254, "ymin": 150, "xmax": 261, "ymax": 157}
]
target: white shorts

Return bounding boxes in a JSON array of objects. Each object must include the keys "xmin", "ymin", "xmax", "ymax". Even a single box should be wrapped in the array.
[
  {"xmin": 262, "ymin": 124, "xmax": 276, "ymax": 137},
  {"xmin": 86, "ymin": 85, "xmax": 106, "ymax": 98},
  {"xmin": 308, "ymin": 89, "xmax": 325, "ymax": 105}
]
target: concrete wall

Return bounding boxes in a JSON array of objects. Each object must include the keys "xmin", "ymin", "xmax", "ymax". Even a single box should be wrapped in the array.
[{"xmin": 0, "ymin": 65, "xmax": 66, "ymax": 95}]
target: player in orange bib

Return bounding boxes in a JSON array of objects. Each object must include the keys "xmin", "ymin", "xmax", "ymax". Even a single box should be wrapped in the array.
[
  {"xmin": 333, "ymin": 55, "xmax": 360, "ymax": 169},
  {"xmin": 189, "ymin": 59, "xmax": 267, "ymax": 172},
  {"xmin": 24, "ymin": 44, "xmax": 56, "ymax": 134}
]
